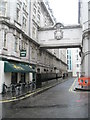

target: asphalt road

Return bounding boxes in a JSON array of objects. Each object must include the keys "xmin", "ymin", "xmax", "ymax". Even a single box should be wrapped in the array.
[{"xmin": 1, "ymin": 78, "xmax": 89, "ymax": 119}]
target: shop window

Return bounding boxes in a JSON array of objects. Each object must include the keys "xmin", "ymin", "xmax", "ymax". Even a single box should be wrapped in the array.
[
  {"xmin": 21, "ymin": 73, "xmax": 26, "ymax": 83},
  {"xmin": 11, "ymin": 73, "xmax": 17, "ymax": 84}
]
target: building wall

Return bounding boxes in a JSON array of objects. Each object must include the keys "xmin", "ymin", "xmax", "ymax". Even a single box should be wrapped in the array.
[
  {"xmin": 59, "ymin": 49, "xmax": 66, "ymax": 63},
  {"xmin": 72, "ymin": 48, "xmax": 81, "ymax": 77},
  {"xmin": 79, "ymin": 0, "xmax": 90, "ymax": 77},
  {"xmin": 0, "ymin": 0, "xmax": 67, "ymax": 93},
  {"xmin": 67, "ymin": 48, "xmax": 81, "ymax": 77}
]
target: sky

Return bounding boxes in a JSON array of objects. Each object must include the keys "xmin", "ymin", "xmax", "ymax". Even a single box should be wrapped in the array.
[{"xmin": 48, "ymin": 0, "xmax": 78, "ymax": 25}]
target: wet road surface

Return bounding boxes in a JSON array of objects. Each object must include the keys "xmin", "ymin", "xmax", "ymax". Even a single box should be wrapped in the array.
[{"xmin": 1, "ymin": 78, "xmax": 89, "ymax": 118}]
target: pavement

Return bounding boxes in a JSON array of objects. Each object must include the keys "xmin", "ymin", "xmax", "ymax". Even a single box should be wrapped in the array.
[{"xmin": 0, "ymin": 77, "xmax": 69, "ymax": 103}]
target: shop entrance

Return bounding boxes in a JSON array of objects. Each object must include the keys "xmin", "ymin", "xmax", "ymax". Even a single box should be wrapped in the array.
[
  {"xmin": 11, "ymin": 72, "xmax": 17, "ymax": 84},
  {"xmin": 21, "ymin": 73, "xmax": 26, "ymax": 83}
]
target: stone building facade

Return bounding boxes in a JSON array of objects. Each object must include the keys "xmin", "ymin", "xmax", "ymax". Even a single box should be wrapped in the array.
[
  {"xmin": 67, "ymin": 48, "xmax": 81, "ymax": 77},
  {"xmin": 0, "ymin": 0, "xmax": 67, "ymax": 93},
  {"xmin": 78, "ymin": 0, "xmax": 90, "ymax": 77}
]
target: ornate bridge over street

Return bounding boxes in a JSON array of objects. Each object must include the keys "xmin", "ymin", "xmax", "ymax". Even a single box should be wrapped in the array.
[{"xmin": 38, "ymin": 23, "xmax": 82, "ymax": 49}]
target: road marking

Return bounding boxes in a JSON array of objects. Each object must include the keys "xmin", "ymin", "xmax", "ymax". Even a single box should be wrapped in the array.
[
  {"xmin": 69, "ymin": 78, "xmax": 77, "ymax": 92},
  {"xmin": 69, "ymin": 78, "xmax": 90, "ymax": 93}
]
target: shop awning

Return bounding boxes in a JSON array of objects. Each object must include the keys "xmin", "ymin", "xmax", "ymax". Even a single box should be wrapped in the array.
[{"xmin": 4, "ymin": 61, "xmax": 36, "ymax": 73}]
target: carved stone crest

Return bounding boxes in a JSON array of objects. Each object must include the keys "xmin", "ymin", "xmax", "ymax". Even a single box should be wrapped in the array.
[{"xmin": 54, "ymin": 23, "xmax": 64, "ymax": 40}]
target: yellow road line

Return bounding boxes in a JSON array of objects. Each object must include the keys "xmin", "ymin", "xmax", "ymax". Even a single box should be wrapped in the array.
[
  {"xmin": 69, "ymin": 78, "xmax": 90, "ymax": 93},
  {"xmin": 69, "ymin": 78, "xmax": 77, "ymax": 92}
]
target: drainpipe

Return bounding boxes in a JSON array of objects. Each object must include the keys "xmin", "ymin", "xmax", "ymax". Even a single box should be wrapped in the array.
[
  {"xmin": 28, "ymin": 0, "xmax": 31, "ymax": 82},
  {"xmin": 28, "ymin": 0, "xmax": 31, "ymax": 63}
]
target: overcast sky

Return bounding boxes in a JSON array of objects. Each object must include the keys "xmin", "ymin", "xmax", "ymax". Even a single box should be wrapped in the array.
[{"xmin": 48, "ymin": 0, "xmax": 78, "ymax": 25}]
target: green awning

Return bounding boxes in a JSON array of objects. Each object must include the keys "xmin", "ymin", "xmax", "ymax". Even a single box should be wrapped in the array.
[{"xmin": 4, "ymin": 61, "xmax": 36, "ymax": 73}]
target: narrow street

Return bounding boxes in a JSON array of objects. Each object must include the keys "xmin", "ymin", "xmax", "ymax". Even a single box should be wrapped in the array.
[{"xmin": 1, "ymin": 78, "xmax": 89, "ymax": 118}]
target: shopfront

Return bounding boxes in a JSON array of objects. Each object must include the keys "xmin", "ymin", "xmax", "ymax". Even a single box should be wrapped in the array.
[{"xmin": 0, "ymin": 61, "xmax": 36, "ymax": 93}]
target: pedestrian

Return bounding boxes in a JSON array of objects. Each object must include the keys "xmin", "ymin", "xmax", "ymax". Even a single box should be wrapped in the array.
[
  {"xmin": 62, "ymin": 73, "xmax": 65, "ymax": 79},
  {"xmin": 2, "ymin": 82, "xmax": 7, "ymax": 94},
  {"xmin": 32, "ymin": 79, "xmax": 36, "ymax": 90}
]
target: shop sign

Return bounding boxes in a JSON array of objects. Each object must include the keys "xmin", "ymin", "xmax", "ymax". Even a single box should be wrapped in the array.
[{"xmin": 20, "ymin": 50, "xmax": 26, "ymax": 57}]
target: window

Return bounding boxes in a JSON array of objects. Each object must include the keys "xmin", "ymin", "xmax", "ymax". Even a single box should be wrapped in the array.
[
  {"xmin": 15, "ymin": 37, "xmax": 18, "ymax": 52},
  {"xmin": 76, "ymin": 49, "xmax": 78, "ymax": 53},
  {"xmin": 32, "ymin": 26, "xmax": 36, "ymax": 36},
  {"xmin": 33, "ymin": 15, "xmax": 36, "ymax": 20},
  {"xmin": 4, "ymin": 31, "xmax": 7, "ymax": 48},
  {"xmin": 0, "ymin": 1, "xmax": 6, "ymax": 16},
  {"xmin": 38, "ymin": 5, "xmax": 40, "ymax": 14},
  {"xmin": 70, "ymin": 60, "xmax": 71, "ymax": 65},
  {"xmin": 22, "ymin": 40, "xmax": 26, "ymax": 50},
  {"xmin": 67, "ymin": 60, "xmax": 69, "ymax": 64},
  {"xmin": 38, "ymin": 9, "xmax": 40, "ymax": 14},
  {"xmin": 67, "ymin": 55, "xmax": 69, "ymax": 59},
  {"xmin": 22, "ymin": 16, "xmax": 27, "ymax": 28},
  {"xmin": 67, "ymin": 50, "xmax": 68, "ymax": 54},
  {"xmin": 37, "ymin": 14, "xmax": 40, "ymax": 20},
  {"xmin": 33, "ymin": 7, "xmax": 36, "ymax": 14},
  {"xmin": 77, "ymin": 55, "xmax": 78, "ymax": 60},
  {"xmin": 32, "ymin": 47, "xmax": 36, "ymax": 59},
  {"xmin": 77, "ymin": 64, "xmax": 79, "ymax": 67},
  {"xmin": 70, "ymin": 65, "xmax": 72, "ymax": 70},
  {"xmin": 23, "ymin": 3, "xmax": 27, "ymax": 11},
  {"xmin": 33, "ymin": 1, "xmax": 37, "ymax": 8},
  {"xmin": 67, "ymin": 65, "xmax": 69, "ymax": 70},
  {"xmin": 16, "ymin": 8, "xmax": 20, "ymax": 21},
  {"xmin": 38, "ymin": 1, "xmax": 40, "ymax": 6}
]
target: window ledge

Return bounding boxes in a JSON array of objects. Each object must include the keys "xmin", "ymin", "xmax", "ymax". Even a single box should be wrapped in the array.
[{"xmin": 3, "ymin": 47, "xmax": 7, "ymax": 51}]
